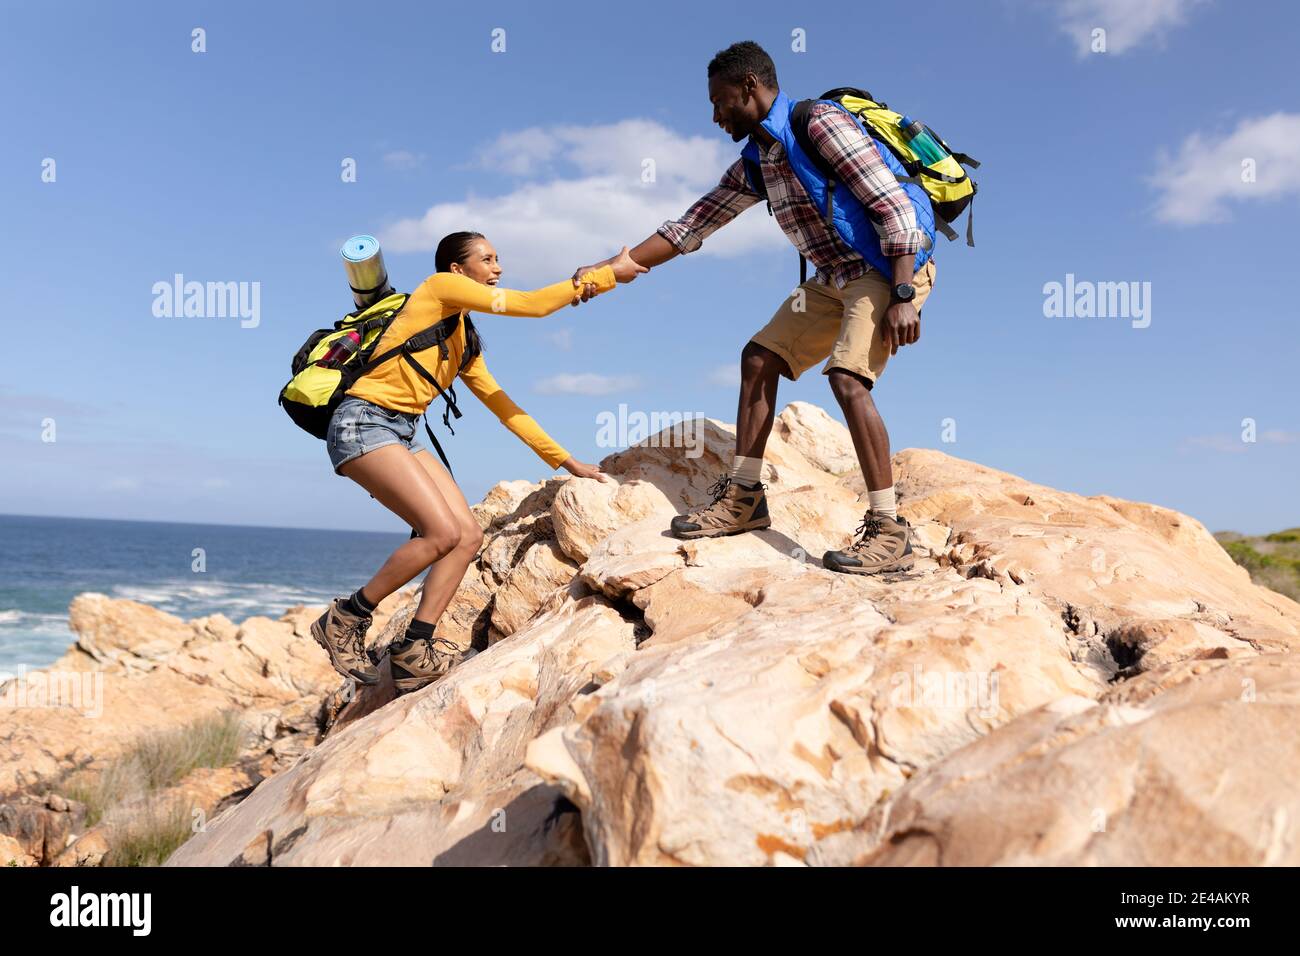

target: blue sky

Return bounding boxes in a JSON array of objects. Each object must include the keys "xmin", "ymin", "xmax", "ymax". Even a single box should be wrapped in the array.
[{"xmin": 2, "ymin": 0, "xmax": 1297, "ymax": 535}]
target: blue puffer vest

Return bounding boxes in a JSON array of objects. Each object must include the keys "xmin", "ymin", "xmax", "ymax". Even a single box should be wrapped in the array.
[{"xmin": 740, "ymin": 90, "xmax": 935, "ymax": 276}]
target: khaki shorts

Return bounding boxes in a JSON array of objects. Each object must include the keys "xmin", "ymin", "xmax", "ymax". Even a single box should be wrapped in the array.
[{"xmin": 750, "ymin": 259, "xmax": 937, "ymax": 386}]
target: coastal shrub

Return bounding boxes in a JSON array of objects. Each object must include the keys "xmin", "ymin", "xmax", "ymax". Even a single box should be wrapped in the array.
[
  {"xmin": 103, "ymin": 798, "xmax": 194, "ymax": 867},
  {"xmin": 63, "ymin": 710, "xmax": 246, "ymax": 839}
]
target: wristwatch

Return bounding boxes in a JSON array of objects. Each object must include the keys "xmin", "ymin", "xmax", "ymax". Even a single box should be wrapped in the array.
[{"xmin": 891, "ymin": 282, "xmax": 916, "ymax": 304}]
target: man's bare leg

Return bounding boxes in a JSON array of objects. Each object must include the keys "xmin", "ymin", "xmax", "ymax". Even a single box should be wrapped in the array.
[
  {"xmin": 827, "ymin": 368, "xmax": 892, "ymax": 492},
  {"xmin": 669, "ymin": 340, "xmax": 787, "ymax": 539},
  {"xmin": 735, "ymin": 340, "xmax": 789, "ymax": 459},
  {"xmin": 823, "ymin": 368, "xmax": 915, "ymax": 575}
]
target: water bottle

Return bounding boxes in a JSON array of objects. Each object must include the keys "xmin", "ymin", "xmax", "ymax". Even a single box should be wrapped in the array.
[
  {"xmin": 318, "ymin": 330, "xmax": 361, "ymax": 367},
  {"xmin": 897, "ymin": 115, "xmax": 946, "ymax": 166}
]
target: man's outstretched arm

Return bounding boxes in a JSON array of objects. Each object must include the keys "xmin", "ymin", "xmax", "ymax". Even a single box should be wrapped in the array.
[
  {"xmin": 627, "ymin": 232, "xmax": 681, "ymax": 269},
  {"xmin": 573, "ymin": 159, "xmax": 760, "ymax": 291}
]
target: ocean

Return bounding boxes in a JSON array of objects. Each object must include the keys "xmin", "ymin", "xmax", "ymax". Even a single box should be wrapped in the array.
[{"xmin": 0, "ymin": 513, "xmax": 408, "ymax": 678}]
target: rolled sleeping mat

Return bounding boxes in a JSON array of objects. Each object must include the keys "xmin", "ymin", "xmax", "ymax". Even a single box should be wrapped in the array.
[{"xmin": 341, "ymin": 235, "xmax": 394, "ymax": 309}]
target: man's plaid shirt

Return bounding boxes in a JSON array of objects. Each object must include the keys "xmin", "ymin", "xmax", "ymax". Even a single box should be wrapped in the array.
[{"xmin": 658, "ymin": 100, "xmax": 927, "ymax": 288}]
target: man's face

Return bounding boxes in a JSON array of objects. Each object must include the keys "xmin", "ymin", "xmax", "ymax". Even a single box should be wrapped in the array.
[{"xmin": 709, "ymin": 75, "xmax": 765, "ymax": 142}]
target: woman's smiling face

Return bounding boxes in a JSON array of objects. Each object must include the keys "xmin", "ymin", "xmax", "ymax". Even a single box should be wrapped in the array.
[{"xmin": 449, "ymin": 238, "xmax": 502, "ymax": 285}]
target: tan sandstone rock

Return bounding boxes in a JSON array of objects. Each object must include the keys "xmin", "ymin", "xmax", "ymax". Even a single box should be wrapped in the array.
[
  {"xmin": 0, "ymin": 588, "xmax": 411, "ymax": 798},
  {"xmin": 15, "ymin": 402, "xmax": 1295, "ymax": 869},
  {"xmin": 821, "ymin": 653, "xmax": 1300, "ymax": 866},
  {"xmin": 166, "ymin": 404, "xmax": 1300, "ymax": 866},
  {"xmin": 166, "ymin": 596, "xmax": 638, "ymax": 866},
  {"xmin": 0, "ymin": 833, "xmax": 36, "ymax": 867}
]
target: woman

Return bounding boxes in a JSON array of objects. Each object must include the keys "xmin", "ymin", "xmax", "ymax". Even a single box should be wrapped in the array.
[{"xmin": 312, "ymin": 232, "xmax": 646, "ymax": 693}]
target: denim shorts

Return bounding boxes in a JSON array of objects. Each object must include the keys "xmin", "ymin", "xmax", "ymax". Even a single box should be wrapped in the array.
[{"xmin": 326, "ymin": 396, "xmax": 423, "ymax": 474}]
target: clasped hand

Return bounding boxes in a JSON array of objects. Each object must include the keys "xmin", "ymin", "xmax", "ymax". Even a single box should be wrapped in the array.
[{"xmin": 570, "ymin": 246, "xmax": 648, "ymax": 303}]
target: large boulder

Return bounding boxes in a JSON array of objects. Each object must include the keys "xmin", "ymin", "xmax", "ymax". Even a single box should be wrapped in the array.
[
  {"xmin": 166, "ymin": 596, "xmax": 638, "ymax": 866},
  {"xmin": 822, "ymin": 653, "xmax": 1300, "ymax": 866}
]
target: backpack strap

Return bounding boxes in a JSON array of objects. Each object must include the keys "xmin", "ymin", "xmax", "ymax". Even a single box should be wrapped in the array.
[
  {"xmin": 789, "ymin": 99, "xmax": 839, "ymax": 184},
  {"xmin": 420, "ymin": 416, "xmax": 454, "ymax": 476},
  {"xmin": 930, "ymin": 219, "xmax": 960, "ymax": 242},
  {"xmin": 900, "ymin": 165, "xmax": 969, "ymax": 186},
  {"xmin": 348, "ymin": 278, "xmax": 393, "ymax": 299},
  {"xmin": 819, "ymin": 86, "xmax": 876, "ymax": 104},
  {"xmin": 790, "ymin": 99, "xmax": 843, "ymax": 231},
  {"xmin": 741, "ymin": 156, "xmax": 766, "ymax": 198},
  {"xmin": 400, "ymin": 348, "xmax": 462, "ymax": 477},
  {"xmin": 399, "ymin": 348, "xmax": 463, "ymax": 431},
  {"xmin": 356, "ymin": 311, "xmax": 459, "ymax": 374},
  {"xmin": 458, "ymin": 314, "xmax": 483, "ymax": 373},
  {"xmin": 788, "ymin": 98, "xmax": 844, "ymax": 280},
  {"xmin": 349, "ymin": 311, "xmax": 468, "ymax": 474},
  {"xmin": 741, "ymin": 155, "xmax": 774, "ymax": 220}
]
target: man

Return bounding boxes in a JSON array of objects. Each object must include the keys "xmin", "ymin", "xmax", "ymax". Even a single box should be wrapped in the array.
[{"xmin": 576, "ymin": 40, "xmax": 938, "ymax": 574}]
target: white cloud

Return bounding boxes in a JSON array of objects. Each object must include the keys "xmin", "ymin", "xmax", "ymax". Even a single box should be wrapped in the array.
[
  {"xmin": 1182, "ymin": 435, "xmax": 1245, "ymax": 454},
  {"xmin": 1262, "ymin": 430, "xmax": 1300, "ymax": 445},
  {"xmin": 1153, "ymin": 112, "xmax": 1300, "ymax": 225},
  {"xmin": 535, "ymin": 373, "xmax": 641, "ymax": 396},
  {"xmin": 707, "ymin": 363, "xmax": 740, "ymax": 387},
  {"xmin": 478, "ymin": 120, "xmax": 729, "ymax": 187},
  {"xmin": 383, "ymin": 149, "xmax": 426, "ymax": 171},
  {"xmin": 1182, "ymin": 429, "xmax": 1299, "ymax": 453},
  {"xmin": 381, "ymin": 119, "xmax": 783, "ymax": 285},
  {"xmin": 477, "ymin": 127, "xmax": 563, "ymax": 177},
  {"xmin": 1054, "ymin": 0, "xmax": 1208, "ymax": 56},
  {"xmin": 546, "ymin": 328, "xmax": 574, "ymax": 351}
]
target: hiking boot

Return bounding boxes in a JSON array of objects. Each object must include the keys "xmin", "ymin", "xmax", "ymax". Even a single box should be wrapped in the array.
[
  {"xmin": 310, "ymin": 598, "xmax": 380, "ymax": 685},
  {"xmin": 822, "ymin": 510, "xmax": 915, "ymax": 575},
  {"xmin": 388, "ymin": 635, "xmax": 466, "ymax": 694},
  {"xmin": 669, "ymin": 474, "xmax": 771, "ymax": 539}
]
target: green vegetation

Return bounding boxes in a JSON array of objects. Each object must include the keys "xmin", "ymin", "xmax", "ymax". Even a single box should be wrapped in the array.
[
  {"xmin": 63, "ymin": 711, "xmax": 247, "ymax": 866},
  {"xmin": 129, "ymin": 710, "xmax": 247, "ymax": 792},
  {"xmin": 1215, "ymin": 527, "xmax": 1300, "ymax": 602},
  {"xmin": 104, "ymin": 801, "xmax": 196, "ymax": 868}
]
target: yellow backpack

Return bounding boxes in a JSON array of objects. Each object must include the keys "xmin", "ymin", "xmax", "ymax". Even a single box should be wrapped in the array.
[
  {"xmin": 277, "ymin": 293, "xmax": 478, "ymax": 473},
  {"xmin": 792, "ymin": 87, "xmax": 980, "ymax": 245}
]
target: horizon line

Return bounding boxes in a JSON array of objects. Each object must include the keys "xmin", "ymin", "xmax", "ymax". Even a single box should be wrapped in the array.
[{"xmin": 0, "ymin": 511, "xmax": 408, "ymax": 538}]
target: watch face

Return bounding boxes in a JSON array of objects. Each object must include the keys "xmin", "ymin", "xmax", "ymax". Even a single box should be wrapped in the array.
[{"xmin": 894, "ymin": 283, "xmax": 916, "ymax": 301}]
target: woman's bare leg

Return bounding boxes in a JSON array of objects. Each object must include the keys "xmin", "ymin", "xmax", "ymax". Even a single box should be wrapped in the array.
[
  {"xmin": 407, "ymin": 450, "xmax": 484, "ymax": 626},
  {"xmin": 338, "ymin": 444, "xmax": 464, "ymax": 606}
]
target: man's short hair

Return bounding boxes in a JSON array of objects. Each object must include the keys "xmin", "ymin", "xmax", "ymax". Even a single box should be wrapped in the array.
[{"xmin": 707, "ymin": 41, "xmax": 778, "ymax": 89}]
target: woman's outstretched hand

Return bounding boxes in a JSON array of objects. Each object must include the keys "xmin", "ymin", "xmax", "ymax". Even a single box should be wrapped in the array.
[
  {"xmin": 561, "ymin": 457, "xmax": 613, "ymax": 482},
  {"xmin": 570, "ymin": 246, "xmax": 648, "ymax": 303}
]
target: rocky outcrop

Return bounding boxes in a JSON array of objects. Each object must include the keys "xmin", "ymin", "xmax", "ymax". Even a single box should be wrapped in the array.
[
  {"xmin": 821, "ymin": 653, "xmax": 1300, "ymax": 866},
  {"xmin": 0, "ymin": 794, "xmax": 85, "ymax": 867},
  {"xmin": 169, "ymin": 596, "xmax": 635, "ymax": 866},
  {"xmin": 158, "ymin": 402, "xmax": 1300, "ymax": 867},
  {"xmin": 0, "ymin": 583, "xmax": 413, "ymax": 863}
]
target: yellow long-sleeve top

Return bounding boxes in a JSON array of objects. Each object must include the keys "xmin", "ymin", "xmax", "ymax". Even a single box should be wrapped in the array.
[{"xmin": 346, "ymin": 265, "xmax": 617, "ymax": 469}]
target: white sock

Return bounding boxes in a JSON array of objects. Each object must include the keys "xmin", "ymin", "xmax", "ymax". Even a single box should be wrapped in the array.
[
  {"xmin": 867, "ymin": 486, "xmax": 897, "ymax": 519},
  {"xmin": 730, "ymin": 455, "xmax": 763, "ymax": 486}
]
